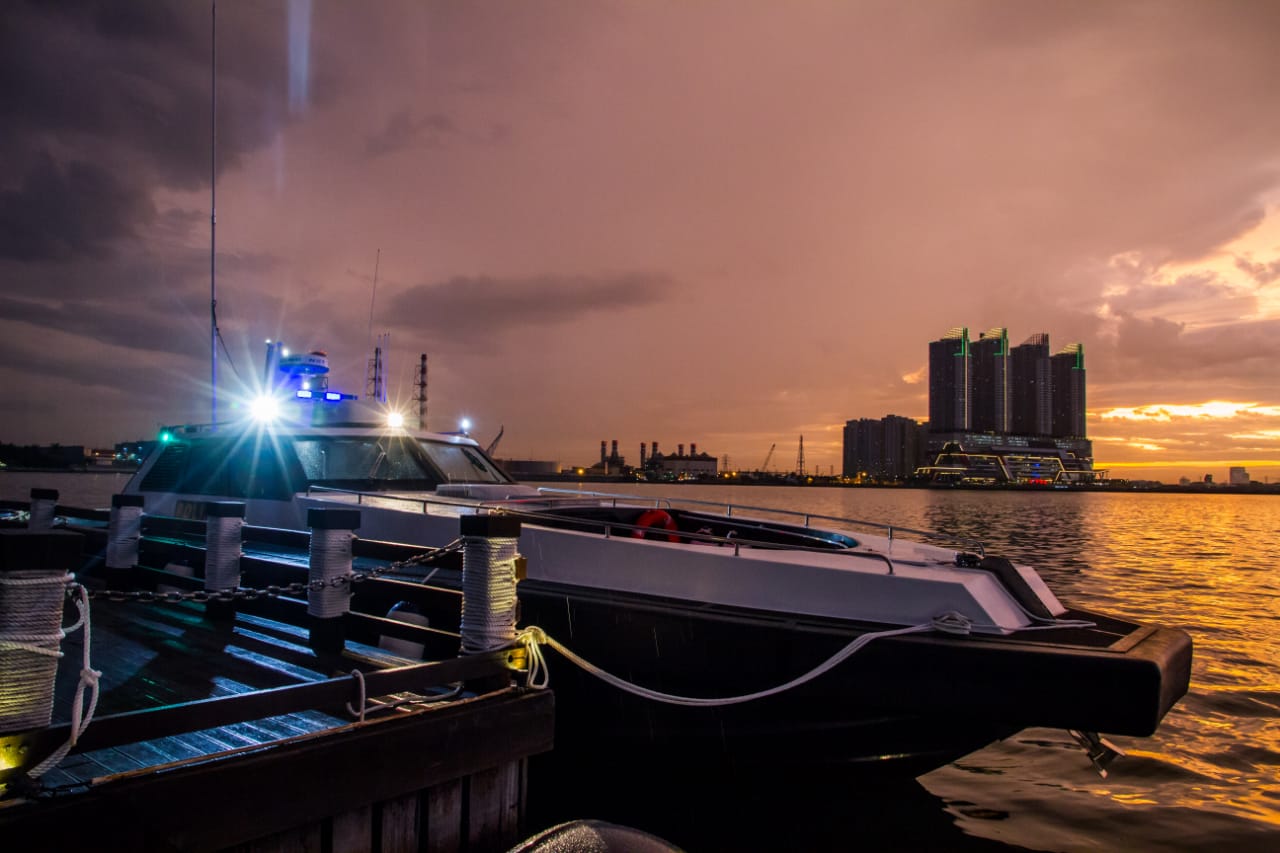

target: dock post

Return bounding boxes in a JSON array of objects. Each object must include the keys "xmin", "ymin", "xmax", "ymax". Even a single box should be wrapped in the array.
[
  {"xmin": 27, "ymin": 489, "xmax": 58, "ymax": 531},
  {"xmin": 105, "ymin": 494, "xmax": 144, "ymax": 588},
  {"xmin": 0, "ymin": 529, "xmax": 81, "ymax": 780},
  {"xmin": 306, "ymin": 508, "xmax": 360, "ymax": 655},
  {"xmin": 459, "ymin": 514, "xmax": 522, "ymax": 693},
  {"xmin": 203, "ymin": 502, "xmax": 244, "ymax": 623}
]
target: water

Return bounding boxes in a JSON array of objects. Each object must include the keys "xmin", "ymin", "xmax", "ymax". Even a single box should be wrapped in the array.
[
  {"xmin": 5, "ymin": 473, "xmax": 1279, "ymax": 850},
  {"xmin": 527, "ymin": 482, "xmax": 1280, "ymax": 851}
]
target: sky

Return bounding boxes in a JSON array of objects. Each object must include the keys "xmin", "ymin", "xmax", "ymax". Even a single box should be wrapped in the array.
[{"xmin": 2, "ymin": 0, "xmax": 1279, "ymax": 484}]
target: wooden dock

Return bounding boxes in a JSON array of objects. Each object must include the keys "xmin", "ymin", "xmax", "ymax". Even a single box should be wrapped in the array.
[{"xmin": 0, "ymin": 500, "xmax": 555, "ymax": 852}]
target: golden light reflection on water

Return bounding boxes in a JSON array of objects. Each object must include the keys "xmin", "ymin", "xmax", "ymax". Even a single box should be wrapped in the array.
[{"xmin": 595, "ymin": 484, "xmax": 1280, "ymax": 837}]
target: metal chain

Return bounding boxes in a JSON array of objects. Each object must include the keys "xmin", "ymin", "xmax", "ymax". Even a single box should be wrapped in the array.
[{"xmin": 79, "ymin": 538, "xmax": 464, "ymax": 604}]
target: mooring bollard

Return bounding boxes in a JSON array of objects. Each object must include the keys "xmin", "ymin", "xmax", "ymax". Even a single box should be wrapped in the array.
[
  {"xmin": 105, "ymin": 493, "xmax": 144, "ymax": 587},
  {"xmin": 0, "ymin": 531, "xmax": 81, "ymax": 741},
  {"xmin": 307, "ymin": 508, "xmax": 360, "ymax": 654},
  {"xmin": 459, "ymin": 515, "xmax": 522, "ymax": 692},
  {"xmin": 204, "ymin": 502, "xmax": 245, "ymax": 623},
  {"xmin": 27, "ymin": 488, "xmax": 58, "ymax": 531}
]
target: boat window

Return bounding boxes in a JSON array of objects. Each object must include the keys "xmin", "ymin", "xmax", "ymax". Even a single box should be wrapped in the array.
[
  {"xmin": 293, "ymin": 437, "xmax": 442, "ymax": 489},
  {"xmin": 416, "ymin": 440, "xmax": 510, "ymax": 483}
]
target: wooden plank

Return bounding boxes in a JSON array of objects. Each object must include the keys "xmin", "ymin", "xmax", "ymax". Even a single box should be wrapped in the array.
[
  {"xmin": 425, "ymin": 778, "xmax": 463, "ymax": 853},
  {"xmin": 330, "ymin": 805, "xmax": 372, "ymax": 853},
  {"xmin": 34, "ymin": 649, "xmax": 519, "ymax": 757},
  {"xmin": 246, "ymin": 821, "xmax": 322, "ymax": 853},
  {"xmin": 1, "ymin": 690, "xmax": 554, "ymax": 852},
  {"xmin": 467, "ymin": 762, "xmax": 523, "ymax": 853},
  {"xmin": 379, "ymin": 793, "xmax": 421, "ymax": 853}
]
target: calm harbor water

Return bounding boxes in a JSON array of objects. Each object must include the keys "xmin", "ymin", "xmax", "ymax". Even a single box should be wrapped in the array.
[{"xmin": 4, "ymin": 472, "xmax": 1279, "ymax": 851}]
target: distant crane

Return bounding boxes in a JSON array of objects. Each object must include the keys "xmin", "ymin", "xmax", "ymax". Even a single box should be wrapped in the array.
[{"xmin": 760, "ymin": 443, "xmax": 776, "ymax": 473}]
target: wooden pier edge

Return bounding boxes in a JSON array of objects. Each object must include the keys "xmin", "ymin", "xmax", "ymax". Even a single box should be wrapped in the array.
[{"xmin": 0, "ymin": 688, "xmax": 554, "ymax": 853}]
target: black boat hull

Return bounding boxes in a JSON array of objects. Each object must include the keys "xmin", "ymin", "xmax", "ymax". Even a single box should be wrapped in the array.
[{"xmin": 517, "ymin": 579, "xmax": 1193, "ymax": 778}]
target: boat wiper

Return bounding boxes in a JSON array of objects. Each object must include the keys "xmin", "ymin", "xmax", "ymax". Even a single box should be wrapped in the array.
[{"xmin": 369, "ymin": 448, "xmax": 387, "ymax": 478}]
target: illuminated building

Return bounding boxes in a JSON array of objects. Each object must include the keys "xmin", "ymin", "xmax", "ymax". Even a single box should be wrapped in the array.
[
  {"xmin": 928, "ymin": 328, "xmax": 971, "ymax": 432},
  {"xmin": 1009, "ymin": 333, "xmax": 1051, "ymax": 437},
  {"xmin": 843, "ymin": 416, "xmax": 922, "ymax": 481},
  {"xmin": 1050, "ymin": 343, "xmax": 1086, "ymax": 438},
  {"xmin": 970, "ymin": 328, "xmax": 1010, "ymax": 434}
]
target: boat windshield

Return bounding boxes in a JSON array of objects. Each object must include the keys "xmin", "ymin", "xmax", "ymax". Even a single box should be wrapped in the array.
[
  {"xmin": 291, "ymin": 436, "xmax": 511, "ymax": 489},
  {"xmin": 294, "ymin": 436, "xmax": 441, "ymax": 489},
  {"xmin": 416, "ymin": 440, "xmax": 509, "ymax": 483}
]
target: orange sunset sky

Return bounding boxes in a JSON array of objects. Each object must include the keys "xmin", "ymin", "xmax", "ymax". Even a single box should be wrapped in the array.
[{"xmin": 2, "ymin": 1, "xmax": 1277, "ymax": 484}]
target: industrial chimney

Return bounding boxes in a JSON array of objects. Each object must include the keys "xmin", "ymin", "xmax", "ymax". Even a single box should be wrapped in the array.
[
  {"xmin": 600, "ymin": 441, "xmax": 607, "ymax": 466},
  {"xmin": 690, "ymin": 442, "xmax": 698, "ymax": 456}
]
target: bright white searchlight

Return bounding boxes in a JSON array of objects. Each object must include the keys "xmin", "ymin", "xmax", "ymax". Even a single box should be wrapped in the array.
[{"xmin": 250, "ymin": 394, "xmax": 281, "ymax": 423}]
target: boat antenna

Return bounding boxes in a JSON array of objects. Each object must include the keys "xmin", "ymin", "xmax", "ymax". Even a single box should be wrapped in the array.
[
  {"xmin": 210, "ymin": 0, "xmax": 218, "ymax": 428},
  {"xmin": 367, "ymin": 248, "xmax": 380, "ymax": 346}
]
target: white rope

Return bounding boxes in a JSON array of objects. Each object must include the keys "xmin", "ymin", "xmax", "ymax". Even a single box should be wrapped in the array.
[
  {"xmin": 346, "ymin": 669, "xmax": 368, "ymax": 722},
  {"xmin": 0, "ymin": 571, "xmax": 72, "ymax": 733},
  {"xmin": 515, "ymin": 611, "xmax": 976, "ymax": 708},
  {"xmin": 21, "ymin": 583, "xmax": 101, "ymax": 780},
  {"xmin": 459, "ymin": 536, "xmax": 518, "ymax": 654},
  {"xmin": 307, "ymin": 528, "xmax": 353, "ymax": 618}
]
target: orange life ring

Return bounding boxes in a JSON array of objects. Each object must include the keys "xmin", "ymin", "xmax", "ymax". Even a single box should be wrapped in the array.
[{"xmin": 632, "ymin": 509, "xmax": 680, "ymax": 543}]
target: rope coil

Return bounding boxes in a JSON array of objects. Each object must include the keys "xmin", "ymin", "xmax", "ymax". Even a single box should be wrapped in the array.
[
  {"xmin": 0, "ymin": 571, "xmax": 72, "ymax": 733},
  {"xmin": 459, "ymin": 535, "xmax": 519, "ymax": 654},
  {"xmin": 307, "ymin": 527, "xmax": 354, "ymax": 618}
]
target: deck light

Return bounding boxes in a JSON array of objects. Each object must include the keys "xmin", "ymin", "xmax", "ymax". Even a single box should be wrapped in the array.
[
  {"xmin": 250, "ymin": 394, "xmax": 281, "ymax": 423},
  {"xmin": 387, "ymin": 412, "xmax": 406, "ymax": 429},
  {"xmin": 459, "ymin": 418, "xmax": 472, "ymax": 434}
]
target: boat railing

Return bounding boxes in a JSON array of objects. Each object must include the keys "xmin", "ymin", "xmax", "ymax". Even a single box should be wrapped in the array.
[
  {"xmin": 301, "ymin": 485, "xmax": 905, "ymax": 572},
  {"xmin": 533, "ymin": 487, "xmax": 986, "ymax": 557},
  {"xmin": 493, "ymin": 506, "xmax": 902, "ymax": 574}
]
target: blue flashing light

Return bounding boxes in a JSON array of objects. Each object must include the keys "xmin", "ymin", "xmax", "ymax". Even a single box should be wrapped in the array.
[
  {"xmin": 296, "ymin": 390, "xmax": 314, "ymax": 399},
  {"xmin": 325, "ymin": 392, "xmax": 342, "ymax": 401}
]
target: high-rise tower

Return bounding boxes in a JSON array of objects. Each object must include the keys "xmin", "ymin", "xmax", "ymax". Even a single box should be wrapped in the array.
[
  {"xmin": 1051, "ymin": 343, "xmax": 1086, "ymax": 438},
  {"xmin": 970, "ymin": 327, "xmax": 1010, "ymax": 433},
  {"xmin": 1009, "ymin": 333, "xmax": 1051, "ymax": 436},
  {"xmin": 928, "ymin": 328, "xmax": 971, "ymax": 433}
]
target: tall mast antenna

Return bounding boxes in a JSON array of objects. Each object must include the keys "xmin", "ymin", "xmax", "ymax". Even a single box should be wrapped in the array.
[
  {"xmin": 367, "ymin": 248, "xmax": 380, "ymax": 345},
  {"xmin": 210, "ymin": 0, "xmax": 218, "ymax": 427}
]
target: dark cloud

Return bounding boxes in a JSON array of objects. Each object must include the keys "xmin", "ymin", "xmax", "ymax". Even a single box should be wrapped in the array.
[
  {"xmin": 0, "ymin": 296, "xmax": 197, "ymax": 357},
  {"xmin": 0, "ymin": 154, "xmax": 156, "ymax": 261},
  {"xmin": 382, "ymin": 272, "xmax": 675, "ymax": 342},
  {"xmin": 1101, "ymin": 315, "xmax": 1280, "ymax": 391},
  {"xmin": 0, "ymin": 1, "xmax": 331, "ymax": 263},
  {"xmin": 1235, "ymin": 255, "xmax": 1280, "ymax": 286}
]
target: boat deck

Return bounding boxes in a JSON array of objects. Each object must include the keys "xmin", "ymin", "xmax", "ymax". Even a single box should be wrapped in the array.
[{"xmin": 38, "ymin": 601, "xmax": 378, "ymax": 790}]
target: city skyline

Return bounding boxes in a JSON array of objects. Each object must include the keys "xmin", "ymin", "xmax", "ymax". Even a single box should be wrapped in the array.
[{"xmin": 2, "ymin": 2, "xmax": 1278, "ymax": 485}]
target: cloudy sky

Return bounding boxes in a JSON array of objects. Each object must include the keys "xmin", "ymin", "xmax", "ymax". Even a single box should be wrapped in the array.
[{"xmin": 3, "ymin": 0, "xmax": 1278, "ymax": 482}]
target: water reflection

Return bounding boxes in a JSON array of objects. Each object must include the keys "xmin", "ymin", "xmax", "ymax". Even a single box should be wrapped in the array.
[{"xmin": 560, "ymin": 483, "xmax": 1280, "ymax": 843}]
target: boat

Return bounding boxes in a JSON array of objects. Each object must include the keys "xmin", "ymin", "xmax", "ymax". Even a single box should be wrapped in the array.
[{"xmin": 119, "ymin": 347, "xmax": 1192, "ymax": 779}]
